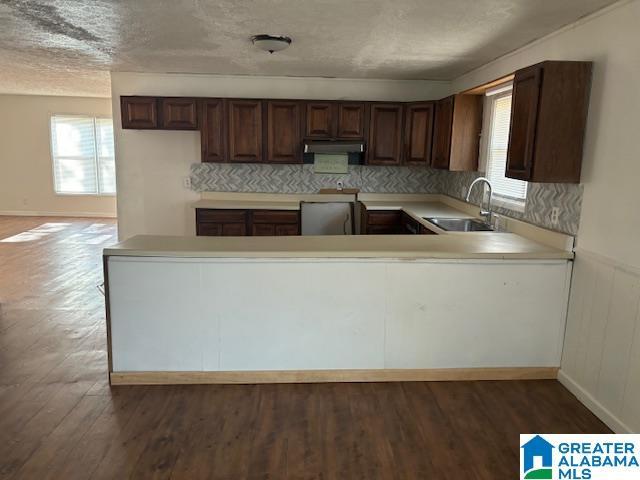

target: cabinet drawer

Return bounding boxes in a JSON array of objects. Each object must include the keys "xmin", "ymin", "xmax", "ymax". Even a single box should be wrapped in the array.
[
  {"xmin": 275, "ymin": 224, "xmax": 299, "ymax": 236},
  {"xmin": 366, "ymin": 225, "xmax": 402, "ymax": 235},
  {"xmin": 367, "ymin": 211, "xmax": 402, "ymax": 225},
  {"xmin": 252, "ymin": 210, "xmax": 299, "ymax": 224},
  {"xmin": 196, "ymin": 209, "xmax": 247, "ymax": 224},
  {"xmin": 222, "ymin": 223, "xmax": 246, "ymax": 236},
  {"xmin": 252, "ymin": 224, "xmax": 275, "ymax": 236},
  {"xmin": 197, "ymin": 223, "xmax": 222, "ymax": 236}
]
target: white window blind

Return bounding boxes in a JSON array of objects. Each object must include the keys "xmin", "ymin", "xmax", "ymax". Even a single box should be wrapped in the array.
[
  {"xmin": 485, "ymin": 89, "xmax": 527, "ymax": 202},
  {"xmin": 50, "ymin": 115, "xmax": 116, "ymax": 195}
]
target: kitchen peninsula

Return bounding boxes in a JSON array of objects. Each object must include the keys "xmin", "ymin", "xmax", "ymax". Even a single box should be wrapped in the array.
[{"xmin": 104, "ymin": 194, "xmax": 574, "ymax": 385}]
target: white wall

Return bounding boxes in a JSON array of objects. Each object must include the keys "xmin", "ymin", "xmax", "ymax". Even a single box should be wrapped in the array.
[
  {"xmin": 0, "ymin": 95, "xmax": 117, "ymax": 217},
  {"xmin": 110, "ymin": 72, "xmax": 451, "ymax": 239},
  {"xmin": 453, "ymin": 0, "xmax": 640, "ymax": 432}
]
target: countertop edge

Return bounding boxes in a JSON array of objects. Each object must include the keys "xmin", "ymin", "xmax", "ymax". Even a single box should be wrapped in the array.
[{"xmin": 103, "ymin": 249, "xmax": 573, "ymax": 261}]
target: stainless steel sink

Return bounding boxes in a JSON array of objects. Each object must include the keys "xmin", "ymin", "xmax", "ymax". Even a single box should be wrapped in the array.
[{"xmin": 423, "ymin": 217, "xmax": 494, "ymax": 232}]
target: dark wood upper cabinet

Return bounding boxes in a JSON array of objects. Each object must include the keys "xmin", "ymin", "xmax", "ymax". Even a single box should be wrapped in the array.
[
  {"xmin": 506, "ymin": 61, "xmax": 592, "ymax": 183},
  {"xmin": 201, "ymin": 99, "xmax": 226, "ymax": 163},
  {"xmin": 404, "ymin": 102, "xmax": 434, "ymax": 165},
  {"xmin": 336, "ymin": 103, "xmax": 366, "ymax": 139},
  {"xmin": 431, "ymin": 96, "xmax": 454, "ymax": 169},
  {"xmin": 506, "ymin": 65, "xmax": 540, "ymax": 180},
  {"xmin": 266, "ymin": 101, "xmax": 302, "ymax": 163},
  {"xmin": 367, "ymin": 103, "xmax": 404, "ymax": 165},
  {"xmin": 160, "ymin": 98, "xmax": 198, "ymax": 130},
  {"xmin": 305, "ymin": 102, "xmax": 334, "ymax": 138},
  {"xmin": 304, "ymin": 101, "xmax": 366, "ymax": 140},
  {"xmin": 431, "ymin": 94, "xmax": 482, "ymax": 171},
  {"xmin": 228, "ymin": 100, "xmax": 263, "ymax": 163},
  {"xmin": 121, "ymin": 97, "xmax": 158, "ymax": 129}
]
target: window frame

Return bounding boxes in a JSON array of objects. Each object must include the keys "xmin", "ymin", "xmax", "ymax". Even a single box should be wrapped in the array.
[
  {"xmin": 479, "ymin": 83, "xmax": 527, "ymax": 213},
  {"xmin": 49, "ymin": 113, "xmax": 116, "ymax": 197}
]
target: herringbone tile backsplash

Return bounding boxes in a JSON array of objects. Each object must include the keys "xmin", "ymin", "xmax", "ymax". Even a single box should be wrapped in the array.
[
  {"xmin": 190, "ymin": 163, "xmax": 583, "ymax": 235},
  {"xmin": 437, "ymin": 170, "xmax": 583, "ymax": 235}
]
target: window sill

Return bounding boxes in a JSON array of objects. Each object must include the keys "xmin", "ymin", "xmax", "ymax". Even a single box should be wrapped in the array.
[{"xmin": 493, "ymin": 195, "xmax": 526, "ymax": 213}]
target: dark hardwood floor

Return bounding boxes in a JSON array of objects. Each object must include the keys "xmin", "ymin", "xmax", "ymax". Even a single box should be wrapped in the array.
[{"xmin": 0, "ymin": 215, "xmax": 610, "ymax": 479}]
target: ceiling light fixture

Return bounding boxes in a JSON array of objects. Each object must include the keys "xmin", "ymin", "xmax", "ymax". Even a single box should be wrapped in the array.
[{"xmin": 251, "ymin": 34, "xmax": 292, "ymax": 54}]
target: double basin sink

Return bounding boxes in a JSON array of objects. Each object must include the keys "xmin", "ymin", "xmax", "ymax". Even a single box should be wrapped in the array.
[{"xmin": 424, "ymin": 217, "xmax": 494, "ymax": 232}]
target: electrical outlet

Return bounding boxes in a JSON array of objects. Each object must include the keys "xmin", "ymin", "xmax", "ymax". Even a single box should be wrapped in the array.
[
  {"xmin": 183, "ymin": 177, "xmax": 192, "ymax": 189},
  {"xmin": 551, "ymin": 207, "xmax": 560, "ymax": 225},
  {"xmin": 336, "ymin": 180, "xmax": 344, "ymax": 191},
  {"xmin": 461, "ymin": 186, "xmax": 466, "ymax": 199}
]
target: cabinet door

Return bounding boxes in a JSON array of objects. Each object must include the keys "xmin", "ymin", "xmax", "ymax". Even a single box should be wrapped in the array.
[
  {"xmin": 336, "ymin": 103, "xmax": 366, "ymax": 139},
  {"xmin": 252, "ymin": 224, "xmax": 275, "ymax": 236},
  {"xmin": 367, "ymin": 104, "xmax": 403, "ymax": 165},
  {"xmin": 305, "ymin": 102, "xmax": 334, "ymax": 138},
  {"xmin": 196, "ymin": 223, "xmax": 222, "ymax": 236},
  {"xmin": 506, "ymin": 65, "xmax": 542, "ymax": 181},
  {"xmin": 222, "ymin": 223, "xmax": 247, "ymax": 236},
  {"xmin": 228, "ymin": 100, "xmax": 263, "ymax": 162},
  {"xmin": 275, "ymin": 224, "xmax": 300, "ymax": 236},
  {"xmin": 431, "ymin": 96, "xmax": 454, "ymax": 169},
  {"xmin": 121, "ymin": 97, "xmax": 158, "ymax": 129},
  {"xmin": 201, "ymin": 99, "xmax": 226, "ymax": 162},
  {"xmin": 266, "ymin": 101, "xmax": 302, "ymax": 163},
  {"xmin": 362, "ymin": 210, "xmax": 403, "ymax": 234},
  {"xmin": 404, "ymin": 102, "xmax": 434, "ymax": 165},
  {"xmin": 160, "ymin": 98, "xmax": 198, "ymax": 130}
]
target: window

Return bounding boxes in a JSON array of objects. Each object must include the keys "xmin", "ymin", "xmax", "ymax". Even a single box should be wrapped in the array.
[
  {"xmin": 50, "ymin": 115, "xmax": 116, "ymax": 195},
  {"xmin": 484, "ymin": 85, "xmax": 527, "ymax": 208}
]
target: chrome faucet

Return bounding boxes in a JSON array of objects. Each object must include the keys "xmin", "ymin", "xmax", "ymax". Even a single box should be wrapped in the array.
[{"xmin": 465, "ymin": 177, "xmax": 493, "ymax": 224}]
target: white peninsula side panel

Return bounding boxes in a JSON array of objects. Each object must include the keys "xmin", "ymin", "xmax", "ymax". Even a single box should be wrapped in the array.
[{"xmin": 107, "ymin": 257, "xmax": 572, "ymax": 373}]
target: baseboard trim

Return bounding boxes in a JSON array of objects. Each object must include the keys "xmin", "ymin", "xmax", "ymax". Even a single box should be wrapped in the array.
[
  {"xmin": 558, "ymin": 370, "xmax": 633, "ymax": 433},
  {"xmin": 110, "ymin": 367, "xmax": 559, "ymax": 385},
  {"xmin": 0, "ymin": 210, "xmax": 117, "ymax": 218}
]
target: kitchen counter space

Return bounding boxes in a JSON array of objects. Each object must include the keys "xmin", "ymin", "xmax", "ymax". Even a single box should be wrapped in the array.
[
  {"xmin": 106, "ymin": 192, "xmax": 574, "ymax": 384},
  {"xmin": 192, "ymin": 199, "xmax": 300, "ymax": 210},
  {"xmin": 104, "ymin": 233, "xmax": 573, "ymax": 260},
  {"xmin": 192, "ymin": 193, "xmax": 357, "ymax": 211},
  {"xmin": 360, "ymin": 200, "xmax": 475, "ymax": 234}
]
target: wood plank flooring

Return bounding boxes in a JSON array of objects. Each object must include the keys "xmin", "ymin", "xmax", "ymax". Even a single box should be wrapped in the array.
[{"xmin": 0, "ymin": 215, "xmax": 610, "ymax": 479}]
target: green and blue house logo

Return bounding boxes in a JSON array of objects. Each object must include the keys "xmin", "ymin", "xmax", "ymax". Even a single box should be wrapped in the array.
[
  {"xmin": 521, "ymin": 435, "xmax": 554, "ymax": 479},
  {"xmin": 520, "ymin": 433, "xmax": 640, "ymax": 479}
]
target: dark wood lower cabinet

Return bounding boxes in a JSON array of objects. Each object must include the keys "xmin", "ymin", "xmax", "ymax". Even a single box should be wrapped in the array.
[
  {"xmin": 401, "ymin": 212, "xmax": 437, "ymax": 235},
  {"xmin": 196, "ymin": 209, "xmax": 247, "ymax": 236},
  {"xmin": 361, "ymin": 210, "xmax": 404, "ymax": 234},
  {"xmin": 360, "ymin": 208, "xmax": 436, "ymax": 235},
  {"xmin": 196, "ymin": 209, "xmax": 300, "ymax": 236}
]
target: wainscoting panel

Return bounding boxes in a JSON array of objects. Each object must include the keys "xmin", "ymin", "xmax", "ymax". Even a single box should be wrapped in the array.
[{"xmin": 560, "ymin": 250, "xmax": 640, "ymax": 433}]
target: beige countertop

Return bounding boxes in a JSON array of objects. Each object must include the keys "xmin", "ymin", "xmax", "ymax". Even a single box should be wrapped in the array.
[
  {"xmin": 104, "ymin": 233, "xmax": 573, "ymax": 260},
  {"xmin": 360, "ymin": 200, "xmax": 476, "ymax": 234},
  {"xmin": 193, "ymin": 193, "xmax": 357, "ymax": 210},
  {"xmin": 192, "ymin": 199, "xmax": 301, "ymax": 210},
  {"xmin": 110, "ymin": 192, "xmax": 573, "ymax": 260}
]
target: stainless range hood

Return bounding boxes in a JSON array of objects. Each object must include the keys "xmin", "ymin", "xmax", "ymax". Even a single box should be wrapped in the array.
[{"xmin": 304, "ymin": 140, "xmax": 365, "ymax": 154}]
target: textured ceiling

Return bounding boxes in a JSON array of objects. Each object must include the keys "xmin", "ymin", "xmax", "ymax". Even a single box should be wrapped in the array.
[{"xmin": 0, "ymin": 0, "xmax": 618, "ymax": 97}]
